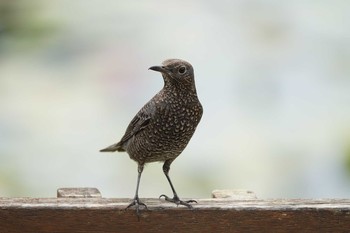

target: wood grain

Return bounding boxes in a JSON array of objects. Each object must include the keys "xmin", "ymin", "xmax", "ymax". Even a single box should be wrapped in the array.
[{"xmin": 0, "ymin": 197, "xmax": 349, "ymax": 233}]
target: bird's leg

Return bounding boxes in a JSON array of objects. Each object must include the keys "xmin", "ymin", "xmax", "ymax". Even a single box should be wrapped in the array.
[
  {"xmin": 125, "ymin": 164, "xmax": 148, "ymax": 218},
  {"xmin": 159, "ymin": 160, "xmax": 197, "ymax": 209}
]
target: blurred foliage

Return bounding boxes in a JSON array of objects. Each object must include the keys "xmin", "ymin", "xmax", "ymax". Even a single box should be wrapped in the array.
[
  {"xmin": 0, "ymin": 0, "xmax": 349, "ymax": 198},
  {"xmin": 0, "ymin": 0, "xmax": 57, "ymax": 53},
  {"xmin": 0, "ymin": 165, "xmax": 24, "ymax": 196},
  {"xmin": 344, "ymin": 140, "xmax": 350, "ymax": 176}
]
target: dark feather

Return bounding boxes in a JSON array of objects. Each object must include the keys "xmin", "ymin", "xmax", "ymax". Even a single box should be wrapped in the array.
[{"xmin": 100, "ymin": 102, "xmax": 153, "ymax": 152}]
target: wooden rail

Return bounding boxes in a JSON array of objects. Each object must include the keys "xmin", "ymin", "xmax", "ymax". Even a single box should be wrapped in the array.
[{"xmin": 0, "ymin": 188, "xmax": 349, "ymax": 232}]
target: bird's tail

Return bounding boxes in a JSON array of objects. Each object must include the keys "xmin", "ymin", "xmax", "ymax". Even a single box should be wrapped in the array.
[{"xmin": 99, "ymin": 142, "xmax": 125, "ymax": 152}]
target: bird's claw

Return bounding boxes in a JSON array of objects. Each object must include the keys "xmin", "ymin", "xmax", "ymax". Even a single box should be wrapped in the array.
[
  {"xmin": 159, "ymin": 194, "xmax": 197, "ymax": 209},
  {"xmin": 125, "ymin": 197, "xmax": 148, "ymax": 219}
]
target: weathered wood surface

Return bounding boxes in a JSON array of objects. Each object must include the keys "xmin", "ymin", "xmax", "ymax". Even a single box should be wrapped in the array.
[
  {"xmin": 57, "ymin": 187, "xmax": 102, "ymax": 198},
  {"xmin": 1, "ymin": 197, "xmax": 349, "ymax": 233}
]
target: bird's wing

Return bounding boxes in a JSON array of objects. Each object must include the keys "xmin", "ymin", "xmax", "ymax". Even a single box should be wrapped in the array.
[
  {"xmin": 118, "ymin": 102, "xmax": 154, "ymax": 146},
  {"xmin": 100, "ymin": 108, "xmax": 151, "ymax": 152}
]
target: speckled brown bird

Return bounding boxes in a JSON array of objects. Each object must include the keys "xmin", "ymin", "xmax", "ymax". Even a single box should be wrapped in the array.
[{"xmin": 100, "ymin": 59, "xmax": 203, "ymax": 216}]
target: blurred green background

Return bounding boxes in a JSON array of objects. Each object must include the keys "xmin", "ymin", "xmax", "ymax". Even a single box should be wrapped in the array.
[{"xmin": 1, "ymin": 0, "xmax": 350, "ymax": 199}]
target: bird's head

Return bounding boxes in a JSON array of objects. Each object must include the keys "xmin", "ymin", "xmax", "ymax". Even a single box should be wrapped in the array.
[{"xmin": 149, "ymin": 59, "xmax": 196, "ymax": 91}]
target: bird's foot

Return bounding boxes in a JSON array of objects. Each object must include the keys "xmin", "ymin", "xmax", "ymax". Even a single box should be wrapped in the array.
[
  {"xmin": 159, "ymin": 194, "xmax": 197, "ymax": 209},
  {"xmin": 125, "ymin": 196, "xmax": 148, "ymax": 219}
]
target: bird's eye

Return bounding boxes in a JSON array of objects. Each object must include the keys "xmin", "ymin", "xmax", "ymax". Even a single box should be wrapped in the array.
[{"xmin": 178, "ymin": 66, "xmax": 186, "ymax": 74}]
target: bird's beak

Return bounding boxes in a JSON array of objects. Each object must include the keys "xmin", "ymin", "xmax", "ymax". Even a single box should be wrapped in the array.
[{"xmin": 149, "ymin": 65, "xmax": 169, "ymax": 74}]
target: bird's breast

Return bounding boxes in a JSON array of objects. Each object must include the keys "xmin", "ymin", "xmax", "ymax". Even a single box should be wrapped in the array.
[
  {"xmin": 150, "ymin": 99, "xmax": 202, "ymax": 140},
  {"xmin": 127, "ymin": 93, "xmax": 202, "ymax": 163}
]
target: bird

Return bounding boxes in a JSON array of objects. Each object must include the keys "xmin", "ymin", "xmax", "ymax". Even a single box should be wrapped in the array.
[{"xmin": 100, "ymin": 59, "xmax": 203, "ymax": 216}]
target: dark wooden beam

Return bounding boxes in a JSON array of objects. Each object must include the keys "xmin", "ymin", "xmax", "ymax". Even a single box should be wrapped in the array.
[{"xmin": 0, "ymin": 188, "xmax": 349, "ymax": 233}]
